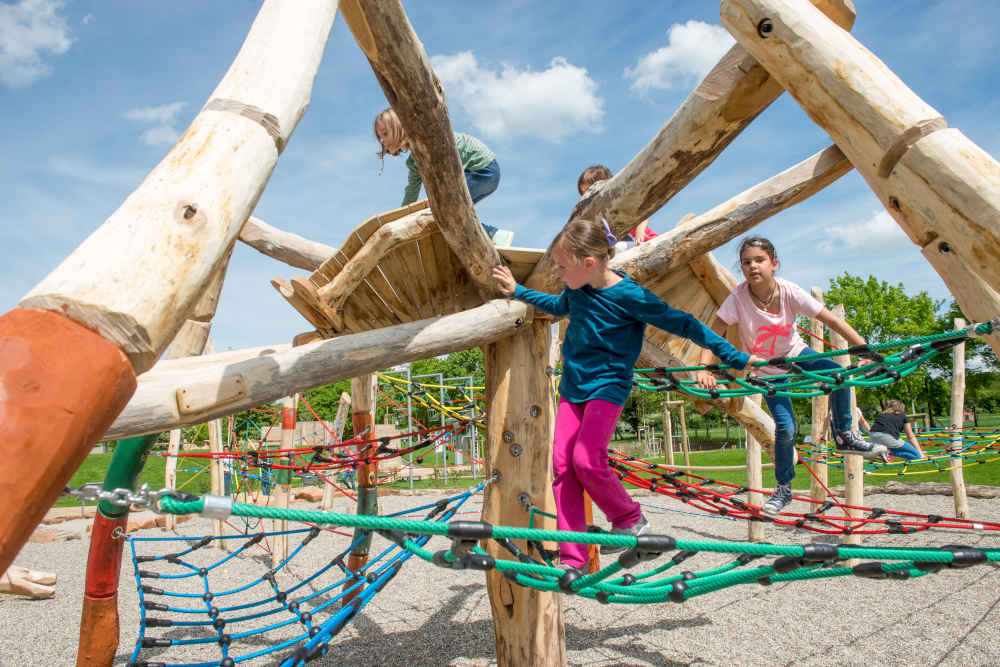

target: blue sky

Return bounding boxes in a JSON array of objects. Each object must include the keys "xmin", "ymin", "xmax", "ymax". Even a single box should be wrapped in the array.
[{"xmin": 3, "ymin": 1, "xmax": 1000, "ymax": 354}]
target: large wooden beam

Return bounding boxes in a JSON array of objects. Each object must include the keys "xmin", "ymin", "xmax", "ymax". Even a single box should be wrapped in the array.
[
  {"xmin": 339, "ymin": 0, "xmax": 500, "ymax": 300},
  {"xmin": 483, "ymin": 321, "xmax": 564, "ymax": 666},
  {"xmin": 721, "ymin": 0, "xmax": 1000, "ymax": 304},
  {"xmin": 18, "ymin": 0, "xmax": 338, "ymax": 374},
  {"xmin": 104, "ymin": 300, "xmax": 532, "ymax": 439},
  {"xmin": 609, "ymin": 144, "xmax": 851, "ymax": 286},
  {"xmin": 239, "ymin": 217, "xmax": 336, "ymax": 272},
  {"xmin": 523, "ymin": 0, "xmax": 856, "ymax": 294}
]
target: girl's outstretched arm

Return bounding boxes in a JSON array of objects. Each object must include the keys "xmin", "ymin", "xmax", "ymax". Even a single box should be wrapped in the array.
[
  {"xmin": 816, "ymin": 307, "xmax": 867, "ymax": 348},
  {"xmin": 696, "ymin": 317, "xmax": 729, "ymax": 389},
  {"xmin": 493, "ymin": 265, "xmax": 516, "ymax": 296}
]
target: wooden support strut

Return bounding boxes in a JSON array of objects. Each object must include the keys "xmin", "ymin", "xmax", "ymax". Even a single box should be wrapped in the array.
[
  {"xmin": 721, "ymin": 0, "xmax": 1000, "ymax": 345},
  {"xmin": 523, "ymin": 0, "xmax": 856, "ymax": 295},
  {"xmin": 339, "ymin": 0, "xmax": 502, "ymax": 301},
  {"xmin": 16, "ymin": 0, "xmax": 338, "ymax": 374}
]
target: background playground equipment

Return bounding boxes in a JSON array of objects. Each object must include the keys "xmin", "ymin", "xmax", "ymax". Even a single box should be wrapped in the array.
[{"xmin": 4, "ymin": 1, "xmax": 1000, "ymax": 665}]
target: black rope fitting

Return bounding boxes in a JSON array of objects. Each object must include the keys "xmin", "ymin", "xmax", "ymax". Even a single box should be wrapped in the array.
[
  {"xmin": 668, "ymin": 580, "xmax": 688, "ymax": 602},
  {"xmin": 771, "ymin": 556, "xmax": 801, "ymax": 574},
  {"xmin": 143, "ymin": 618, "xmax": 172, "ymax": 628},
  {"xmin": 447, "ymin": 521, "xmax": 493, "ymax": 559},
  {"xmin": 617, "ymin": 534, "xmax": 676, "ymax": 569},
  {"xmin": 941, "ymin": 544, "xmax": 988, "ymax": 568},
  {"xmin": 621, "ymin": 573, "xmax": 636, "ymax": 586},
  {"xmin": 852, "ymin": 561, "xmax": 888, "ymax": 579},
  {"xmin": 801, "ymin": 543, "xmax": 839, "ymax": 562},
  {"xmin": 558, "ymin": 567, "xmax": 582, "ymax": 593},
  {"xmin": 848, "ymin": 345, "xmax": 883, "ymax": 363},
  {"xmin": 596, "ymin": 591, "xmax": 612, "ymax": 604}
]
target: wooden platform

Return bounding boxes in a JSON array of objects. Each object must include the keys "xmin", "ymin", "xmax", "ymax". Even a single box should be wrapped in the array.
[{"xmin": 273, "ymin": 202, "xmax": 733, "ymax": 371}]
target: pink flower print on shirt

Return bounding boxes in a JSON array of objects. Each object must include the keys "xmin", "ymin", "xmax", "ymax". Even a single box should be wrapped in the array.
[{"xmin": 751, "ymin": 323, "xmax": 793, "ymax": 357}]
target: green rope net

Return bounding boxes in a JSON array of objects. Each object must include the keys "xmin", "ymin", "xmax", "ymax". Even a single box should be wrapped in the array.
[
  {"xmin": 633, "ymin": 321, "xmax": 996, "ymax": 400},
  {"xmin": 159, "ymin": 495, "xmax": 1000, "ymax": 605}
]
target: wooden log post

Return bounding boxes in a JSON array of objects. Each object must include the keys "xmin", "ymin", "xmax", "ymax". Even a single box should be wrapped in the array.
[
  {"xmin": 745, "ymin": 394, "xmax": 765, "ymax": 542},
  {"xmin": 678, "ymin": 404, "xmax": 691, "ymax": 469},
  {"xmin": 344, "ymin": 375, "xmax": 377, "ymax": 606},
  {"xmin": 483, "ymin": 321, "xmax": 564, "ymax": 666},
  {"xmin": 163, "ymin": 429, "xmax": 183, "ymax": 532},
  {"xmin": 949, "ymin": 318, "xmax": 970, "ymax": 519},
  {"xmin": 722, "ymin": 0, "xmax": 1000, "ymax": 355},
  {"xmin": 524, "ymin": 0, "xmax": 856, "ymax": 294},
  {"xmin": 663, "ymin": 402, "xmax": 675, "ymax": 466},
  {"xmin": 828, "ymin": 305, "xmax": 863, "ymax": 548},
  {"xmin": 272, "ymin": 394, "xmax": 298, "ymax": 567},
  {"xmin": 809, "ymin": 287, "xmax": 830, "ymax": 503},
  {"xmin": 321, "ymin": 391, "xmax": 353, "ymax": 510},
  {"xmin": 338, "ymin": 0, "xmax": 501, "ymax": 300},
  {"xmin": 0, "ymin": 0, "xmax": 337, "ymax": 575}
]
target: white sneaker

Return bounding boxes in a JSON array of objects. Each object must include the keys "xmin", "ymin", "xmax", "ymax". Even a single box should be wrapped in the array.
[{"xmin": 491, "ymin": 229, "xmax": 515, "ymax": 247}]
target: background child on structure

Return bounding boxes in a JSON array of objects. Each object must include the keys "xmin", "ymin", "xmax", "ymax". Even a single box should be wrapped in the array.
[
  {"xmin": 576, "ymin": 165, "xmax": 658, "ymax": 253},
  {"xmin": 493, "ymin": 217, "xmax": 762, "ymax": 571},
  {"xmin": 374, "ymin": 107, "xmax": 513, "ymax": 246},
  {"xmin": 695, "ymin": 236, "xmax": 887, "ymax": 516},
  {"xmin": 869, "ymin": 400, "xmax": 925, "ymax": 461}
]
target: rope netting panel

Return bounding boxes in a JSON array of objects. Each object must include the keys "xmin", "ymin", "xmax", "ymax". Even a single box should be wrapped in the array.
[
  {"xmin": 126, "ymin": 484, "xmax": 485, "ymax": 667},
  {"xmin": 153, "ymin": 494, "xmax": 1000, "ymax": 614},
  {"xmin": 798, "ymin": 427, "xmax": 1000, "ymax": 477},
  {"xmin": 633, "ymin": 321, "xmax": 996, "ymax": 400},
  {"xmin": 607, "ymin": 452, "xmax": 1000, "ymax": 534}
]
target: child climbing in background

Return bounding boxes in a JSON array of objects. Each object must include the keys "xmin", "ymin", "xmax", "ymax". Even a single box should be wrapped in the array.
[
  {"xmin": 576, "ymin": 164, "xmax": 658, "ymax": 253},
  {"xmin": 869, "ymin": 400, "xmax": 925, "ymax": 461},
  {"xmin": 374, "ymin": 107, "xmax": 514, "ymax": 246},
  {"xmin": 695, "ymin": 236, "xmax": 887, "ymax": 516},
  {"xmin": 493, "ymin": 217, "xmax": 762, "ymax": 571}
]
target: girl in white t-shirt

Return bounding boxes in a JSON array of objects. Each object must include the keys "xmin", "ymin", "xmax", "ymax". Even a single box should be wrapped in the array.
[{"xmin": 695, "ymin": 236, "xmax": 886, "ymax": 515}]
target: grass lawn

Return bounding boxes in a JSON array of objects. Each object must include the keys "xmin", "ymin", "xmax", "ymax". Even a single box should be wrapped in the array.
[{"xmin": 57, "ymin": 431, "xmax": 999, "ymax": 510}]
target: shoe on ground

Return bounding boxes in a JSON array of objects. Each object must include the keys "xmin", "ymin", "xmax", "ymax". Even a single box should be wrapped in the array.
[
  {"xmin": 834, "ymin": 430, "xmax": 887, "ymax": 459},
  {"xmin": 491, "ymin": 228, "xmax": 515, "ymax": 247},
  {"xmin": 762, "ymin": 483, "xmax": 792, "ymax": 516},
  {"xmin": 600, "ymin": 515, "xmax": 649, "ymax": 555}
]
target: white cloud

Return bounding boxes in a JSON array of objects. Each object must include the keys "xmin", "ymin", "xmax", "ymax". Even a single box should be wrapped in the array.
[
  {"xmin": 819, "ymin": 209, "xmax": 911, "ymax": 252},
  {"xmin": 625, "ymin": 20, "xmax": 735, "ymax": 92},
  {"xmin": 0, "ymin": 0, "xmax": 73, "ymax": 87},
  {"xmin": 123, "ymin": 101, "xmax": 186, "ymax": 146},
  {"xmin": 431, "ymin": 51, "xmax": 604, "ymax": 142}
]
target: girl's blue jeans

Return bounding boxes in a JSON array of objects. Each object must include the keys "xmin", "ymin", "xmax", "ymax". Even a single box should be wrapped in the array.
[
  {"xmin": 763, "ymin": 347, "xmax": 853, "ymax": 485},
  {"xmin": 465, "ymin": 159, "xmax": 501, "ymax": 235}
]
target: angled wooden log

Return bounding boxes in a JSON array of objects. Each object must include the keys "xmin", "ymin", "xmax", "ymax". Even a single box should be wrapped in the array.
[
  {"xmin": 240, "ymin": 217, "xmax": 337, "ymax": 272},
  {"xmin": 610, "ymin": 144, "xmax": 851, "ymax": 288},
  {"xmin": 483, "ymin": 321, "xmax": 564, "ymax": 666},
  {"xmin": 339, "ymin": 0, "xmax": 501, "ymax": 300},
  {"xmin": 18, "ymin": 0, "xmax": 338, "ymax": 374},
  {"xmin": 523, "ymin": 0, "xmax": 856, "ymax": 293},
  {"xmin": 722, "ymin": 0, "xmax": 1000, "ymax": 304},
  {"xmin": 321, "ymin": 391, "xmax": 353, "ymax": 510},
  {"xmin": 104, "ymin": 300, "xmax": 532, "ymax": 440}
]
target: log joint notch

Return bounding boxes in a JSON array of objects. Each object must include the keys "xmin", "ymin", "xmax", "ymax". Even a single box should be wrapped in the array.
[
  {"xmin": 877, "ymin": 117, "xmax": 947, "ymax": 178},
  {"xmin": 204, "ymin": 98, "xmax": 286, "ymax": 153}
]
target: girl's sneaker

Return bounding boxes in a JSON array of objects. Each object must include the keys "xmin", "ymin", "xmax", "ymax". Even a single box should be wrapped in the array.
[
  {"xmin": 762, "ymin": 483, "xmax": 792, "ymax": 515},
  {"xmin": 491, "ymin": 229, "xmax": 515, "ymax": 247},
  {"xmin": 834, "ymin": 430, "xmax": 887, "ymax": 459},
  {"xmin": 600, "ymin": 515, "xmax": 649, "ymax": 555}
]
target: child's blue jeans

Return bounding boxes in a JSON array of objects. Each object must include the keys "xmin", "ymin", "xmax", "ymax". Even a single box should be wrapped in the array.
[
  {"xmin": 465, "ymin": 159, "xmax": 501, "ymax": 236},
  {"xmin": 763, "ymin": 347, "xmax": 853, "ymax": 485},
  {"xmin": 870, "ymin": 432, "xmax": 922, "ymax": 460}
]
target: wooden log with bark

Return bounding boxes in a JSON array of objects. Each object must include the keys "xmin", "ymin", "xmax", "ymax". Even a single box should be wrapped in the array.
[
  {"xmin": 523, "ymin": 0, "xmax": 856, "ymax": 294},
  {"xmin": 104, "ymin": 300, "xmax": 532, "ymax": 440},
  {"xmin": 722, "ymin": 0, "xmax": 1000, "ymax": 327},
  {"xmin": 339, "ymin": 0, "xmax": 501, "ymax": 300},
  {"xmin": 239, "ymin": 216, "xmax": 337, "ymax": 272}
]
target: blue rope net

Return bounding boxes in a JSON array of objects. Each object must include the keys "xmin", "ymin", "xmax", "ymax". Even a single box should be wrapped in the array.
[{"xmin": 126, "ymin": 483, "xmax": 486, "ymax": 667}]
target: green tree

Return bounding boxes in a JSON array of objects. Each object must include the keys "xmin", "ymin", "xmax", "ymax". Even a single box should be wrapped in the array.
[{"xmin": 823, "ymin": 273, "xmax": 943, "ymax": 415}]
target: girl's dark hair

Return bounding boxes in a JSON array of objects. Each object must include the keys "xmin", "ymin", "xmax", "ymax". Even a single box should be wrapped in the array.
[
  {"xmin": 884, "ymin": 399, "xmax": 906, "ymax": 414},
  {"xmin": 738, "ymin": 236, "xmax": 778, "ymax": 262}
]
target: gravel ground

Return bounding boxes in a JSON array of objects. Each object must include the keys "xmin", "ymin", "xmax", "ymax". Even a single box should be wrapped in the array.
[{"xmin": 2, "ymin": 489, "xmax": 998, "ymax": 666}]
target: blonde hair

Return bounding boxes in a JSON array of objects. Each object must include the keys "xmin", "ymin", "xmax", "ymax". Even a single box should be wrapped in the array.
[
  {"xmin": 553, "ymin": 217, "xmax": 615, "ymax": 263},
  {"xmin": 884, "ymin": 399, "xmax": 906, "ymax": 414},
  {"xmin": 577, "ymin": 164, "xmax": 613, "ymax": 195},
  {"xmin": 374, "ymin": 108, "xmax": 410, "ymax": 159}
]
